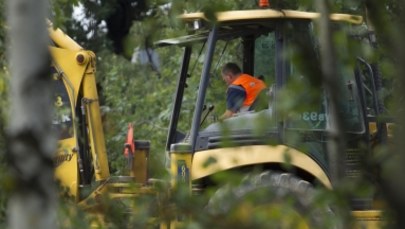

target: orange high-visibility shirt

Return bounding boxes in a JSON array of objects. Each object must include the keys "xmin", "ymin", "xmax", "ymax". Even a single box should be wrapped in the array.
[{"xmin": 231, "ymin": 74, "xmax": 266, "ymax": 107}]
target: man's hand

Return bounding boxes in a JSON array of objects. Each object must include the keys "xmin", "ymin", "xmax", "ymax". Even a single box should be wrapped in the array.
[{"xmin": 220, "ymin": 110, "xmax": 235, "ymax": 120}]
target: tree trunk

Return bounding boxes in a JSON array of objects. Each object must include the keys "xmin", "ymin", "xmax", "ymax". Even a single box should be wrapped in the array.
[
  {"xmin": 6, "ymin": 0, "xmax": 57, "ymax": 229},
  {"xmin": 315, "ymin": 0, "xmax": 346, "ymax": 186},
  {"xmin": 365, "ymin": 1, "xmax": 405, "ymax": 228}
]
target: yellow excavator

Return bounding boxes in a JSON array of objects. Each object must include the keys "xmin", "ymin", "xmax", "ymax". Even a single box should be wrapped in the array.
[{"xmin": 51, "ymin": 2, "xmax": 391, "ymax": 228}]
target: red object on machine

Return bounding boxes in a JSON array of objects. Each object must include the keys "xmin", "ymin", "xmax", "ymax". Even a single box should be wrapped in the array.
[
  {"xmin": 259, "ymin": 0, "xmax": 270, "ymax": 8},
  {"xmin": 124, "ymin": 123, "xmax": 135, "ymax": 158}
]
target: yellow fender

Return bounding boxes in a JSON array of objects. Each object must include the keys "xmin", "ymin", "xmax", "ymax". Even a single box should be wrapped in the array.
[{"xmin": 192, "ymin": 144, "xmax": 332, "ymax": 188}]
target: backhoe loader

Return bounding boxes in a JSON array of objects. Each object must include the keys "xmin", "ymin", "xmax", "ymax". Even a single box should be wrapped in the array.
[
  {"xmin": 159, "ymin": 7, "xmax": 390, "ymax": 229},
  {"xmin": 51, "ymin": 3, "xmax": 390, "ymax": 228}
]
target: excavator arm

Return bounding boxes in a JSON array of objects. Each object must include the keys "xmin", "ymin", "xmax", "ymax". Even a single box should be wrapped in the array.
[{"xmin": 49, "ymin": 25, "xmax": 110, "ymax": 200}]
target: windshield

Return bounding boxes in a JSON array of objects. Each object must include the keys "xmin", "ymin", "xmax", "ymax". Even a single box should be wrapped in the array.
[
  {"xmin": 283, "ymin": 21, "xmax": 365, "ymax": 133},
  {"xmin": 174, "ymin": 31, "xmax": 278, "ymax": 136},
  {"xmin": 174, "ymin": 38, "xmax": 239, "ymax": 133},
  {"xmin": 284, "ymin": 73, "xmax": 365, "ymax": 133},
  {"xmin": 254, "ymin": 34, "xmax": 276, "ymax": 79}
]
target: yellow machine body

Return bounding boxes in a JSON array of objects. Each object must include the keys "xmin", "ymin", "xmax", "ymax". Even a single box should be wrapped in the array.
[
  {"xmin": 50, "ymin": 26, "xmax": 149, "ymax": 206},
  {"xmin": 192, "ymin": 145, "xmax": 332, "ymax": 188},
  {"xmin": 165, "ymin": 9, "xmax": 387, "ymax": 229}
]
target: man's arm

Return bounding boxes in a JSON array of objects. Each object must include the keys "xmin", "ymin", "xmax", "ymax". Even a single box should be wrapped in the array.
[{"xmin": 220, "ymin": 85, "xmax": 245, "ymax": 120}]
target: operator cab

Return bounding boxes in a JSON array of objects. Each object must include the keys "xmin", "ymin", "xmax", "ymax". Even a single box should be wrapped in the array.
[{"xmin": 158, "ymin": 9, "xmax": 367, "ymax": 155}]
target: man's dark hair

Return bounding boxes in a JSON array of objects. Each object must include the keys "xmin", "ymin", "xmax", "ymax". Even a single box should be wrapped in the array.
[{"xmin": 222, "ymin": 62, "xmax": 242, "ymax": 75}]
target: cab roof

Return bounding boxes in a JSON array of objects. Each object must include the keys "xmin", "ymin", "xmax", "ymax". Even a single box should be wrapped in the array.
[
  {"xmin": 156, "ymin": 9, "xmax": 363, "ymax": 47},
  {"xmin": 180, "ymin": 9, "xmax": 363, "ymax": 24}
]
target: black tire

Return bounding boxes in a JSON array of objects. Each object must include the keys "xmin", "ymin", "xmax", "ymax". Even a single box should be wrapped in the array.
[{"xmin": 206, "ymin": 171, "xmax": 339, "ymax": 229}]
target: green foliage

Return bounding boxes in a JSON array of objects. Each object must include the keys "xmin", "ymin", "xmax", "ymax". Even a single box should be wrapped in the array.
[
  {"xmin": 50, "ymin": 0, "xmax": 79, "ymax": 29},
  {"xmin": 181, "ymin": 0, "xmax": 256, "ymax": 12},
  {"xmin": 1, "ymin": 0, "xmax": 405, "ymax": 228},
  {"xmin": 96, "ymin": 46, "xmax": 182, "ymax": 176}
]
